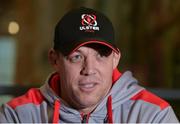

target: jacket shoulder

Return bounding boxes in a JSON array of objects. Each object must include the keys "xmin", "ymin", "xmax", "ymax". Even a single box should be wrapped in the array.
[
  {"xmin": 7, "ymin": 88, "xmax": 44, "ymax": 109},
  {"xmin": 131, "ymin": 89, "xmax": 169, "ymax": 110}
]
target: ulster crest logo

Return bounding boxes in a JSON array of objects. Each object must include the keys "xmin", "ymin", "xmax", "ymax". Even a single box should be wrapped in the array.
[{"xmin": 79, "ymin": 14, "xmax": 99, "ymax": 32}]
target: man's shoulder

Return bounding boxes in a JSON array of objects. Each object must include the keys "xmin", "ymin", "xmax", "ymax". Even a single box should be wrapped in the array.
[
  {"xmin": 7, "ymin": 88, "xmax": 45, "ymax": 109},
  {"xmin": 130, "ymin": 89, "xmax": 169, "ymax": 110}
]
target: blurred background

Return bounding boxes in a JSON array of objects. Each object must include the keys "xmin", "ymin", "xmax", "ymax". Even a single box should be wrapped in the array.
[{"xmin": 0, "ymin": 0, "xmax": 179, "ymax": 119}]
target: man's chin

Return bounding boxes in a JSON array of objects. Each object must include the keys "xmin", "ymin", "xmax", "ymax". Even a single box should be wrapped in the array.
[{"xmin": 78, "ymin": 97, "xmax": 100, "ymax": 108}]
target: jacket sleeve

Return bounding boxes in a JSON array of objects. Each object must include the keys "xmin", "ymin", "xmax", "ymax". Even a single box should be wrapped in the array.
[
  {"xmin": 153, "ymin": 106, "xmax": 179, "ymax": 123},
  {"xmin": 0, "ymin": 104, "xmax": 19, "ymax": 123}
]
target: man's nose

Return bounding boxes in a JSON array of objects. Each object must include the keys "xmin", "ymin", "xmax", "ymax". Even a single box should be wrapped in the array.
[{"xmin": 80, "ymin": 57, "xmax": 96, "ymax": 76}]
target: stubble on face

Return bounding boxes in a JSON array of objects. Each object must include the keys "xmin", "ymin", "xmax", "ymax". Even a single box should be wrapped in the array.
[{"xmin": 57, "ymin": 46, "xmax": 115, "ymax": 113}]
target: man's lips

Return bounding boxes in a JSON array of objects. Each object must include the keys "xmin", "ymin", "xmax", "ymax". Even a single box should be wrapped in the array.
[{"xmin": 78, "ymin": 82, "xmax": 98, "ymax": 92}]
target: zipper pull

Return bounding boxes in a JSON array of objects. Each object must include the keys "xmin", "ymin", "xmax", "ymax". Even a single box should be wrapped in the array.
[{"xmin": 81, "ymin": 114, "xmax": 88, "ymax": 123}]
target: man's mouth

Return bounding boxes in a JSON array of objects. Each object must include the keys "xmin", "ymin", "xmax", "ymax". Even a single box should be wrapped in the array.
[{"xmin": 79, "ymin": 83, "xmax": 98, "ymax": 92}]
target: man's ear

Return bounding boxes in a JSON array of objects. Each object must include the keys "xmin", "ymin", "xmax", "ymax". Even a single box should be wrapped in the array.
[
  {"xmin": 48, "ymin": 48, "xmax": 59, "ymax": 67},
  {"xmin": 113, "ymin": 50, "xmax": 121, "ymax": 69}
]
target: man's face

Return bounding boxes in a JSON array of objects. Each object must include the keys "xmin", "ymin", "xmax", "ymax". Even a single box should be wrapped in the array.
[{"xmin": 52, "ymin": 44, "xmax": 120, "ymax": 113}]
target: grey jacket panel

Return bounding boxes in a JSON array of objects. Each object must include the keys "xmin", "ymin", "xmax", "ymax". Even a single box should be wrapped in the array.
[
  {"xmin": 114, "ymin": 100, "xmax": 178, "ymax": 123},
  {"xmin": 0, "ymin": 71, "xmax": 179, "ymax": 123},
  {"xmin": 0, "ymin": 89, "xmax": 50, "ymax": 123}
]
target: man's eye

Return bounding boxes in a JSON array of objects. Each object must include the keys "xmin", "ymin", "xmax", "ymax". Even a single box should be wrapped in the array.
[
  {"xmin": 96, "ymin": 52, "xmax": 106, "ymax": 58},
  {"xmin": 96, "ymin": 49, "xmax": 112, "ymax": 59},
  {"xmin": 97, "ymin": 53, "xmax": 103, "ymax": 58},
  {"xmin": 69, "ymin": 55, "xmax": 83, "ymax": 63}
]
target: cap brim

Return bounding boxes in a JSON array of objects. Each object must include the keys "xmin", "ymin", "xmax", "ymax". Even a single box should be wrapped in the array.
[{"xmin": 69, "ymin": 40, "xmax": 119, "ymax": 55}]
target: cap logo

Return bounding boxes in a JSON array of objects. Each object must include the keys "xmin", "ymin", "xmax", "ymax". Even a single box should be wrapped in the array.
[{"xmin": 79, "ymin": 14, "xmax": 99, "ymax": 32}]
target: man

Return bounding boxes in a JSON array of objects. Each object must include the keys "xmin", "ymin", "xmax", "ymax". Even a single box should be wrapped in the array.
[{"xmin": 0, "ymin": 7, "xmax": 179, "ymax": 123}]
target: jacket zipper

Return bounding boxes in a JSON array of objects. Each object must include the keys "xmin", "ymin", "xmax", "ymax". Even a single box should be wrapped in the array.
[
  {"xmin": 81, "ymin": 113, "xmax": 91, "ymax": 123},
  {"xmin": 81, "ymin": 114, "xmax": 88, "ymax": 123}
]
